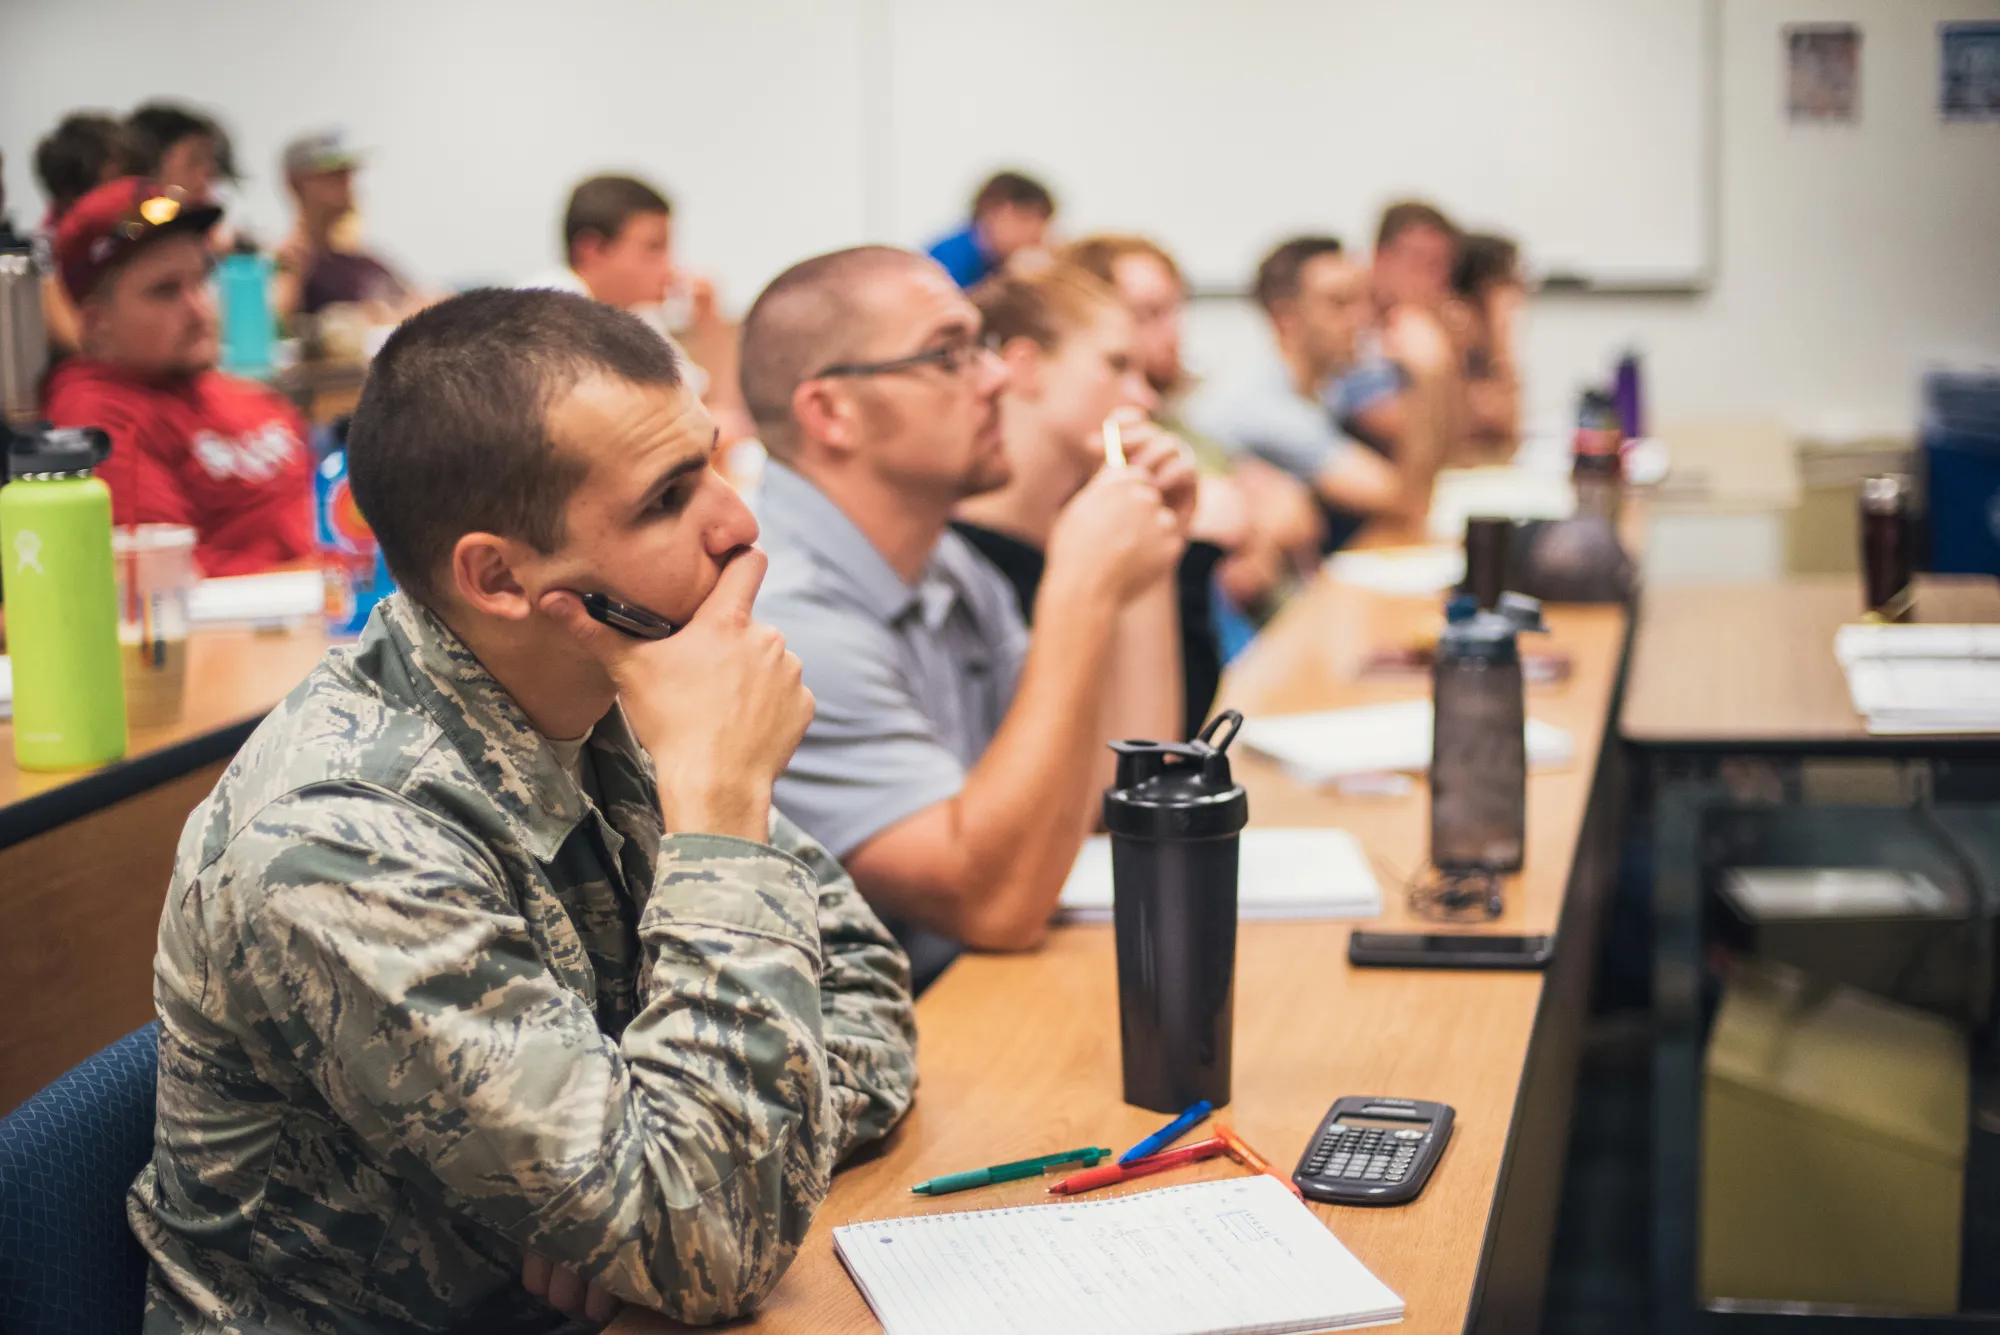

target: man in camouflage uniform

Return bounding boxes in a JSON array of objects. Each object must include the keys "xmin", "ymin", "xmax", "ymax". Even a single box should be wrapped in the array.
[{"xmin": 129, "ymin": 288, "xmax": 918, "ymax": 1332}]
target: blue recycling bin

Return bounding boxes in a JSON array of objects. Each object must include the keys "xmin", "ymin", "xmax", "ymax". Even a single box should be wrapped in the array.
[{"xmin": 1922, "ymin": 371, "xmax": 2000, "ymax": 576}]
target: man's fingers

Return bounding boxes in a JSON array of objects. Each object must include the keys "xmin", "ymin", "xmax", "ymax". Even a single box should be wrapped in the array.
[
  {"xmin": 520, "ymin": 1253, "xmax": 551, "ymax": 1298},
  {"xmin": 547, "ymin": 1263, "xmax": 585, "ymax": 1315},
  {"xmin": 691, "ymin": 547, "xmax": 768, "ymax": 628},
  {"xmin": 585, "ymin": 1280, "xmax": 622, "ymax": 1323}
]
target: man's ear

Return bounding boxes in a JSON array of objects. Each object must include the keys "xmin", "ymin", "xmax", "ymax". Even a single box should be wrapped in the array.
[
  {"xmin": 999, "ymin": 335, "xmax": 1043, "ymax": 401},
  {"xmin": 569, "ymin": 229, "xmax": 607, "ymax": 275},
  {"xmin": 791, "ymin": 378, "xmax": 862, "ymax": 462},
  {"xmin": 1267, "ymin": 300, "xmax": 1299, "ymax": 343},
  {"xmin": 449, "ymin": 531, "xmax": 537, "ymax": 621}
]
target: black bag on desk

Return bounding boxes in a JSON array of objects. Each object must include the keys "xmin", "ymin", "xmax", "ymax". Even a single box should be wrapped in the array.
[{"xmin": 1505, "ymin": 516, "xmax": 1637, "ymax": 605}]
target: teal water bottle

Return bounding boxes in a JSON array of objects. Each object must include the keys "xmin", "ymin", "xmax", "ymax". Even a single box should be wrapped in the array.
[
  {"xmin": 218, "ymin": 244, "xmax": 275, "ymax": 375},
  {"xmin": 1, "ymin": 426, "xmax": 128, "ymax": 769}
]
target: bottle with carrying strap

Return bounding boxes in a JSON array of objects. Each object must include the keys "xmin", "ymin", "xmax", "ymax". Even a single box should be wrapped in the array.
[{"xmin": 0, "ymin": 241, "xmax": 127, "ymax": 769}]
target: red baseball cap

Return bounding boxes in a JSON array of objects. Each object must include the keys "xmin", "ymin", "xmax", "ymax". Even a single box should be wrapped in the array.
[{"xmin": 53, "ymin": 177, "xmax": 223, "ymax": 303}]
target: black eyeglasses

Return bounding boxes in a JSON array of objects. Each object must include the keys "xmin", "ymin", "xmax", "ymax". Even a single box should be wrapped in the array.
[{"xmin": 813, "ymin": 334, "xmax": 993, "ymax": 381}]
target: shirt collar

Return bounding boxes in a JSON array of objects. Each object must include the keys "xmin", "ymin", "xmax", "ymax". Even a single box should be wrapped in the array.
[
  {"xmin": 374, "ymin": 593, "xmax": 645, "ymax": 863},
  {"xmin": 758, "ymin": 460, "xmax": 964, "ymax": 629}
]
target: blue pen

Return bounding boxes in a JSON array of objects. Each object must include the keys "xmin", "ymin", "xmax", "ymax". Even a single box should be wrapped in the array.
[{"xmin": 1118, "ymin": 1099, "xmax": 1214, "ymax": 1166}]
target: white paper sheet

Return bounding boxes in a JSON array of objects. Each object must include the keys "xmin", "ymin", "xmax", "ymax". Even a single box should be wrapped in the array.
[
  {"xmin": 1425, "ymin": 467, "xmax": 1576, "ymax": 541},
  {"xmin": 1059, "ymin": 828, "xmax": 1382, "ymax": 922},
  {"xmin": 189, "ymin": 570, "xmax": 326, "ymax": 627},
  {"xmin": 1239, "ymin": 699, "xmax": 1574, "ymax": 784},
  {"xmin": 1324, "ymin": 546, "xmax": 1466, "ymax": 596},
  {"xmin": 1834, "ymin": 622, "xmax": 2000, "ymax": 734},
  {"xmin": 833, "ymin": 1176, "xmax": 1404, "ymax": 1335}
]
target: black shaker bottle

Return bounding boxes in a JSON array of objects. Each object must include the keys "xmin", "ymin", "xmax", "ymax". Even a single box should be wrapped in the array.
[{"xmin": 1105, "ymin": 711, "xmax": 1250, "ymax": 1113}]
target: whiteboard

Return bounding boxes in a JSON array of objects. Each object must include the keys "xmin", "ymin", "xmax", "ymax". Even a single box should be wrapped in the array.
[
  {"xmin": 0, "ymin": 0, "xmax": 877, "ymax": 309},
  {"xmin": 883, "ymin": 0, "xmax": 1715, "ymax": 291},
  {"xmin": 0, "ymin": 0, "xmax": 1712, "ymax": 302}
]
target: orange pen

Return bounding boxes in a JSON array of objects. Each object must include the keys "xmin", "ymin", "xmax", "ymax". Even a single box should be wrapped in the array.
[
  {"xmin": 1214, "ymin": 1122, "xmax": 1306, "ymax": 1200},
  {"xmin": 1048, "ymin": 1137, "xmax": 1228, "ymax": 1196}
]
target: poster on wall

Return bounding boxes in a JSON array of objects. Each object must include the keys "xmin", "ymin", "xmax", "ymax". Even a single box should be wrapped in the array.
[
  {"xmin": 1941, "ymin": 22, "xmax": 2000, "ymax": 122},
  {"xmin": 1786, "ymin": 24, "xmax": 1861, "ymax": 123}
]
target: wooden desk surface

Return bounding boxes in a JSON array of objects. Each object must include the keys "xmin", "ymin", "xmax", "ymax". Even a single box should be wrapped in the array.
[
  {"xmin": 0, "ymin": 624, "xmax": 328, "ymax": 1112},
  {"xmin": 1620, "ymin": 574, "xmax": 2000, "ymax": 749},
  {"xmin": 0, "ymin": 626, "xmax": 329, "ymax": 846},
  {"xmin": 615, "ymin": 574, "xmax": 1629, "ymax": 1335}
]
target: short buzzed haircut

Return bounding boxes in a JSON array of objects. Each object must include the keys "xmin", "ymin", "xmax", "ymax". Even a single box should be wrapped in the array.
[
  {"xmin": 563, "ymin": 175, "xmax": 672, "ymax": 264},
  {"xmin": 347, "ymin": 288, "xmax": 682, "ymax": 606},
  {"xmin": 1375, "ymin": 199, "xmax": 1459, "ymax": 252},
  {"xmin": 971, "ymin": 170, "xmax": 1055, "ymax": 220},
  {"xmin": 1062, "ymin": 233, "xmax": 1184, "ymax": 291},
  {"xmin": 739, "ymin": 246, "xmax": 929, "ymax": 460},
  {"xmin": 1254, "ymin": 236, "xmax": 1345, "ymax": 313}
]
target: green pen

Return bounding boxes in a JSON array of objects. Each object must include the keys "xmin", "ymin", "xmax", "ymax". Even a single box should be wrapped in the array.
[{"xmin": 910, "ymin": 1147, "xmax": 1113, "ymax": 1196}]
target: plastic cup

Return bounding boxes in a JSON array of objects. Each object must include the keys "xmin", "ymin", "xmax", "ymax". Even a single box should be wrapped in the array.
[{"xmin": 113, "ymin": 524, "xmax": 196, "ymax": 729}]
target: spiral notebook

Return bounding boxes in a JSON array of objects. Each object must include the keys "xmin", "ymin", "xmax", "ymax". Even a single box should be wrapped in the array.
[{"xmin": 832, "ymin": 1175, "xmax": 1404, "ymax": 1335}]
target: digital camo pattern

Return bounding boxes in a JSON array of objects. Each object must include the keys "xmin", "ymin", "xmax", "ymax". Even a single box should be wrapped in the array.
[{"xmin": 130, "ymin": 593, "xmax": 917, "ymax": 1333}]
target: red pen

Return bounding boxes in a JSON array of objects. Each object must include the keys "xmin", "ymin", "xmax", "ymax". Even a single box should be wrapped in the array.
[
  {"xmin": 1047, "ymin": 1137, "xmax": 1228, "ymax": 1196},
  {"xmin": 1214, "ymin": 1122, "xmax": 1306, "ymax": 1200}
]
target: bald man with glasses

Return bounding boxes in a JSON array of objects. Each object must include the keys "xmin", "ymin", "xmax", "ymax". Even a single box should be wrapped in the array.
[{"xmin": 742, "ymin": 246, "xmax": 1194, "ymax": 988}]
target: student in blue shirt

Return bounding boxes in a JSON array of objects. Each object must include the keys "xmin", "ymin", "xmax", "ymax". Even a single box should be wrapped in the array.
[{"xmin": 926, "ymin": 170, "xmax": 1056, "ymax": 288}]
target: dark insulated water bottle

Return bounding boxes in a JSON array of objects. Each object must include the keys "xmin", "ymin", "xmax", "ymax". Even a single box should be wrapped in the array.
[
  {"xmin": 1106, "ymin": 711, "xmax": 1250, "ymax": 1114},
  {"xmin": 1431, "ymin": 594, "xmax": 1545, "ymax": 875}
]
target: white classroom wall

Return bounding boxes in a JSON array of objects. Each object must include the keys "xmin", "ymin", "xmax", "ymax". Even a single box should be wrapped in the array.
[{"xmin": 2, "ymin": 0, "xmax": 1996, "ymax": 440}]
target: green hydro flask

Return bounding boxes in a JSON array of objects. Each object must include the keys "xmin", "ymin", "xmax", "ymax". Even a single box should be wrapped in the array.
[{"xmin": 1, "ymin": 425, "xmax": 127, "ymax": 769}]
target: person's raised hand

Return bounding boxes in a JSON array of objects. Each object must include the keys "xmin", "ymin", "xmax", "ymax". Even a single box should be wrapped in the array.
[
  {"xmin": 1385, "ymin": 305, "xmax": 1453, "ymax": 377},
  {"xmin": 1112, "ymin": 413, "xmax": 1200, "ymax": 539},
  {"xmin": 1045, "ymin": 462, "xmax": 1183, "ymax": 609},
  {"xmin": 539, "ymin": 548, "xmax": 813, "ymax": 841}
]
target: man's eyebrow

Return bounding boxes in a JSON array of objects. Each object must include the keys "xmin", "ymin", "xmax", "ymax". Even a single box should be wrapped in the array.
[{"xmin": 642, "ymin": 451, "xmax": 711, "ymax": 501}]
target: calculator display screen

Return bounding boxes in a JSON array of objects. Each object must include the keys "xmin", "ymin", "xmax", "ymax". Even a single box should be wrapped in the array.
[{"xmin": 1334, "ymin": 1114, "xmax": 1427, "ymax": 1132}]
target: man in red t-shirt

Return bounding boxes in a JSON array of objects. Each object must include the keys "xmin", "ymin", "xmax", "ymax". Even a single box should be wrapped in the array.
[{"xmin": 42, "ymin": 177, "xmax": 312, "ymax": 576}]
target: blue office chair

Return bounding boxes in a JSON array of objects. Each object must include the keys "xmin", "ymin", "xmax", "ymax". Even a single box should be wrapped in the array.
[{"xmin": 0, "ymin": 1023, "xmax": 159, "ymax": 1335}]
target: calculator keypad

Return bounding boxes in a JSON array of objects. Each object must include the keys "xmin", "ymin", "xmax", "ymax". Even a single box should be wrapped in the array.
[{"xmin": 1303, "ymin": 1126, "xmax": 1424, "ymax": 1188}]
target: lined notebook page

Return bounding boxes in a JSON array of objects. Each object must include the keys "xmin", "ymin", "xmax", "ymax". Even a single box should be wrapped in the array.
[{"xmin": 832, "ymin": 1175, "xmax": 1404, "ymax": 1335}]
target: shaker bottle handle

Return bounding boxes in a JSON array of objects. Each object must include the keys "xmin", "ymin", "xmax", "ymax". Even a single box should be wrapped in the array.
[{"xmin": 1196, "ymin": 709, "xmax": 1243, "ymax": 754}]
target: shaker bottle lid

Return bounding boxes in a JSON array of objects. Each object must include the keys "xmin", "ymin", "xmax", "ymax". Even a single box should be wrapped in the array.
[
  {"xmin": 8, "ymin": 424, "xmax": 111, "ymax": 479},
  {"xmin": 1103, "ymin": 710, "xmax": 1251, "ymax": 840},
  {"xmin": 1438, "ymin": 594, "xmax": 1546, "ymax": 664}
]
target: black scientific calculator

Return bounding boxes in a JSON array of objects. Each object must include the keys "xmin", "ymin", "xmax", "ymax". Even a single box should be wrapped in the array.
[{"xmin": 1292, "ymin": 1097, "xmax": 1454, "ymax": 1206}]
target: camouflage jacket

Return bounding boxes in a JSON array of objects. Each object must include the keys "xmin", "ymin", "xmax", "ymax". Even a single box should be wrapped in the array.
[{"xmin": 130, "ymin": 593, "xmax": 918, "ymax": 1333}]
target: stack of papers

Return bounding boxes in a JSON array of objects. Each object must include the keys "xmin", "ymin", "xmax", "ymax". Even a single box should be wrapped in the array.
[
  {"xmin": 833, "ymin": 1176, "xmax": 1404, "ymax": 1335},
  {"xmin": 1324, "ymin": 545, "xmax": 1465, "ymax": 596},
  {"xmin": 1834, "ymin": 623, "xmax": 2000, "ymax": 735},
  {"xmin": 1060, "ymin": 827, "xmax": 1382, "ymax": 922},
  {"xmin": 189, "ymin": 570, "xmax": 326, "ymax": 628},
  {"xmin": 1240, "ymin": 699, "xmax": 1574, "ymax": 784}
]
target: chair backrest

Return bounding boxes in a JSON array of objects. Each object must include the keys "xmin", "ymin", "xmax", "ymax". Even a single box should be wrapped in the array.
[{"xmin": 0, "ymin": 1022, "xmax": 159, "ymax": 1335}]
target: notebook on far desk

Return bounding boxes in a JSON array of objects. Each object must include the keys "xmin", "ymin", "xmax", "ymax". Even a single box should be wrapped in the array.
[{"xmin": 833, "ymin": 1175, "xmax": 1405, "ymax": 1335}]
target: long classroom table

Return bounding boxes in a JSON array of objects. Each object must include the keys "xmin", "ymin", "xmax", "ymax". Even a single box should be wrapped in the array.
[
  {"xmin": 0, "ymin": 560, "xmax": 1632, "ymax": 1332},
  {"xmin": 617, "ymin": 573, "xmax": 1632, "ymax": 1335},
  {"xmin": 0, "ymin": 627, "xmax": 328, "ymax": 1115}
]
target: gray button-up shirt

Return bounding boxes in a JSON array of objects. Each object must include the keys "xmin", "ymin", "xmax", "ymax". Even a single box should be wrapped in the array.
[{"xmin": 753, "ymin": 461, "xmax": 1029, "ymax": 863}]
